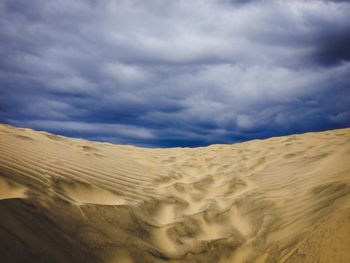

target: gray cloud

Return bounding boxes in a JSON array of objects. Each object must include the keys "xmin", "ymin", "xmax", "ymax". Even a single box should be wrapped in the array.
[{"xmin": 0, "ymin": 0, "xmax": 349, "ymax": 146}]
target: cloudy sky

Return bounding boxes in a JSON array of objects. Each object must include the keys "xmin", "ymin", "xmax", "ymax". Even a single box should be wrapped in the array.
[{"xmin": 1, "ymin": 0, "xmax": 349, "ymax": 147}]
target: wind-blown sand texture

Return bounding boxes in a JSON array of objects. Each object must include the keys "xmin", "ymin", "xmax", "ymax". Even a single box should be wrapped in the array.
[{"xmin": 0, "ymin": 124, "xmax": 350, "ymax": 263}]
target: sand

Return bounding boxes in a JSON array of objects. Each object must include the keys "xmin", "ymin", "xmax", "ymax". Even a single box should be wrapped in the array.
[{"xmin": 0, "ymin": 124, "xmax": 349, "ymax": 263}]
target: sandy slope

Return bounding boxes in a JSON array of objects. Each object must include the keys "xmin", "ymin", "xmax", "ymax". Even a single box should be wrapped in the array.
[{"xmin": 0, "ymin": 124, "xmax": 350, "ymax": 263}]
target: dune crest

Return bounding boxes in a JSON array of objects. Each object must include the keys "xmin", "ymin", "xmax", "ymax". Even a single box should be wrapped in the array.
[{"xmin": 0, "ymin": 124, "xmax": 350, "ymax": 263}]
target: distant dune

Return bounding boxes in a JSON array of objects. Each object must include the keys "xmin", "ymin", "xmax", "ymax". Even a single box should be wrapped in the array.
[{"xmin": 0, "ymin": 124, "xmax": 349, "ymax": 263}]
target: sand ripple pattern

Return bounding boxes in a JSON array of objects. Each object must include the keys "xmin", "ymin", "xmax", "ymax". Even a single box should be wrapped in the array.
[{"xmin": 0, "ymin": 124, "xmax": 350, "ymax": 263}]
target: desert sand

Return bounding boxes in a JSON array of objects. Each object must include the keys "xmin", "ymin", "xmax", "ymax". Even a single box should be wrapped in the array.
[{"xmin": 0, "ymin": 124, "xmax": 350, "ymax": 263}]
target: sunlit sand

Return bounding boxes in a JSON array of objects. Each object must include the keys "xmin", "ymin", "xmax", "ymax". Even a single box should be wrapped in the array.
[{"xmin": 0, "ymin": 124, "xmax": 349, "ymax": 262}]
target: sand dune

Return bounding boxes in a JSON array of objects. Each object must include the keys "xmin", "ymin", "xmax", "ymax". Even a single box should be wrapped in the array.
[{"xmin": 0, "ymin": 124, "xmax": 350, "ymax": 263}]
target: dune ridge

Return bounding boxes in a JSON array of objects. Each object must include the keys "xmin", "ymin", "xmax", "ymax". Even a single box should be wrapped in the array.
[{"xmin": 0, "ymin": 124, "xmax": 350, "ymax": 263}]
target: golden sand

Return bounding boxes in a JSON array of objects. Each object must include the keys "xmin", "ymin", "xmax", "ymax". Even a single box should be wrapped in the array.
[{"xmin": 0, "ymin": 124, "xmax": 349, "ymax": 262}]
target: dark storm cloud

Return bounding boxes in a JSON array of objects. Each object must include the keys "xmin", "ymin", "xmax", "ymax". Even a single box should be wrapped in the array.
[{"xmin": 0, "ymin": 0, "xmax": 349, "ymax": 147}]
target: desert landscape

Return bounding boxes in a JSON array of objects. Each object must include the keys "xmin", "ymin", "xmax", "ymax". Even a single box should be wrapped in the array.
[
  {"xmin": 0, "ymin": 124, "xmax": 349, "ymax": 262},
  {"xmin": 1, "ymin": 0, "xmax": 350, "ymax": 262}
]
